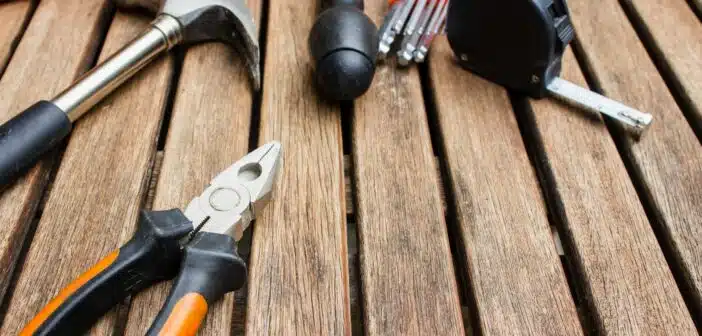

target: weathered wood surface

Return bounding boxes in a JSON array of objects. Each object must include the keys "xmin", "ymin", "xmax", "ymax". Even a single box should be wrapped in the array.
[
  {"xmin": 568, "ymin": 0, "xmax": 701, "ymax": 330},
  {"xmin": 352, "ymin": 4, "xmax": 464, "ymax": 335},
  {"xmin": 0, "ymin": 0, "xmax": 110, "ymax": 312},
  {"xmin": 0, "ymin": 0, "xmax": 700, "ymax": 334},
  {"xmin": 123, "ymin": 0, "xmax": 262, "ymax": 333},
  {"xmin": 528, "ymin": 48, "xmax": 696, "ymax": 334},
  {"xmin": 428, "ymin": 37, "xmax": 583, "ymax": 336},
  {"xmin": 0, "ymin": 12, "xmax": 172, "ymax": 334},
  {"xmin": 0, "ymin": 0, "xmax": 33, "ymax": 75},
  {"xmin": 0, "ymin": 0, "xmax": 33, "ymax": 299},
  {"xmin": 622, "ymin": 0, "xmax": 702, "ymax": 132},
  {"xmin": 245, "ymin": 0, "xmax": 351, "ymax": 334}
]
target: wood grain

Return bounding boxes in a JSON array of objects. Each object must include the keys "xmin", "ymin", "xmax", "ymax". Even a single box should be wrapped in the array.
[
  {"xmin": 245, "ymin": 0, "xmax": 350, "ymax": 334},
  {"xmin": 428, "ymin": 38, "xmax": 583, "ymax": 335},
  {"xmin": 569, "ymin": 0, "xmax": 701, "ymax": 329},
  {"xmin": 0, "ymin": 0, "xmax": 34, "ymax": 299},
  {"xmin": 122, "ymin": 0, "xmax": 262, "ymax": 334},
  {"xmin": 621, "ymin": 0, "xmax": 702, "ymax": 131},
  {"xmin": 529, "ymin": 47, "xmax": 696, "ymax": 334},
  {"xmin": 0, "ymin": 0, "xmax": 110, "ymax": 311},
  {"xmin": 0, "ymin": 1, "xmax": 33, "ymax": 76},
  {"xmin": 350, "ymin": 4, "xmax": 463, "ymax": 335},
  {"xmin": 114, "ymin": 0, "xmax": 160, "ymax": 15},
  {"xmin": 0, "ymin": 12, "xmax": 172, "ymax": 334}
]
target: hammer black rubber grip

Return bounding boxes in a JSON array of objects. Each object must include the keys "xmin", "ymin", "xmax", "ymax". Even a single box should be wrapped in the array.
[{"xmin": 0, "ymin": 100, "xmax": 72, "ymax": 189}]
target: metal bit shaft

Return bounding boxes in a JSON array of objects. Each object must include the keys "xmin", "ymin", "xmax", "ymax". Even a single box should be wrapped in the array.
[
  {"xmin": 398, "ymin": 0, "xmax": 436, "ymax": 66},
  {"xmin": 379, "ymin": 0, "xmax": 415, "ymax": 57},
  {"xmin": 402, "ymin": 0, "xmax": 427, "ymax": 37},
  {"xmin": 413, "ymin": 0, "xmax": 448, "ymax": 63},
  {"xmin": 378, "ymin": 1, "xmax": 405, "ymax": 59}
]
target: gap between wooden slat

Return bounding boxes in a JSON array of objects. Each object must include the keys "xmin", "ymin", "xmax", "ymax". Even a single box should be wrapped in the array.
[
  {"xmin": 417, "ymin": 60, "xmax": 477, "ymax": 334},
  {"xmin": 617, "ymin": 0, "xmax": 702, "ymax": 142},
  {"xmin": 141, "ymin": 143, "xmax": 569, "ymax": 335},
  {"xmin": 0, "ymin": 0, "xmax": 115, "ymax": 322},
  {"xmin": 0, "ymin": 0, "xmax": 38, "ymax": 78},
  {"xmin": 1, "ymin": 9, "xmax": 176, "ymax": 334},
  {"xmin": 154, "ymin": 46, "xmax": 185, "ymax": 152},
  {"xmin": 245, "ymin": 0, "xmax": 351, "ymax": 324},
  {"xmin": 509, "ymin": 93, "xmax": 598, "ymax": 332},
  {"xmin": 339, "ymin": 100, "xmax": 364, "ymax": 336},
  {"xmin": 230, "ymin": 0, "xmax": 269, "ymax": 332},
  {"xmin": 246, "ymin": 0, "xmax": 269, "ymax": 153},
  {"xmin": 566, "ymin": 0, "xmax": 702, "ymax": 330},
  {"xmin": 572, "ymin": 30, "xmax": 701, "ymax": 333},
  {"xmin": 143, "ymin": 145, "xmax": 504, "ymax": 335}
]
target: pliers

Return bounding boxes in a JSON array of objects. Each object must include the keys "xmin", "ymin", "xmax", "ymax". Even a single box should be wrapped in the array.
[{"xmin": 20, "ymin": 142, "xmax": 283, "ymax": 336}]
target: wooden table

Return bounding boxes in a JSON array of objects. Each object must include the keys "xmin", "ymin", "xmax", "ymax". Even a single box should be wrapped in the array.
[{"xmin": 0, "ymin": 0, "xmax": 700, "ymax": 334}]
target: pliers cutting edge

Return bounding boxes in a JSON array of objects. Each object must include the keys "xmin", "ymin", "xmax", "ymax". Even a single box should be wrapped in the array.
[{"xmin": 20, "ymin": 142, "xmax": 283, "ymax": 336}]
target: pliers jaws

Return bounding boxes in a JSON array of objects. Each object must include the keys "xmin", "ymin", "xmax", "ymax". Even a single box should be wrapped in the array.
[{"xmin": 184, "ymin": 141, "xmax": 283, "ymax": 241}]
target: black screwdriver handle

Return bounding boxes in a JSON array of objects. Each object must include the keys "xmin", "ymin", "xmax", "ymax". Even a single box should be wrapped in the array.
[
  {"xmin": 20, "ymin": 210, "xmax": 192, "ymax": 336},
  {"xmin": 0, "ymin": 101, "xmax": 72, "ymax": 189},
  {"xmin": 146, "ymin": 231, "xmax": 247, "ymax": 335}
]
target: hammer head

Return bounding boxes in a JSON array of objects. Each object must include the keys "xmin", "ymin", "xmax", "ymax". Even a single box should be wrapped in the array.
[{"xmin": 161, "ymin": 0, "xmax": 260, "ymax": 89}]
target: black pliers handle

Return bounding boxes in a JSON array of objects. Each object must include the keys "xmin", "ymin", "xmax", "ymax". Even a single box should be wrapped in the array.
[
  {"xmin": 146, "ymin": 229, "xmax": 247, "ymax": 335},
  {"xmin": 20, "ymin": 210, "xmax": 194, "ymax": 335},
  {"xmin": 19, "ymin": 209, "xmax": 248, "ymax": 336},
  {"xmin": 20, "ymin": 142, "xmax": 282, "ymax": 335}
]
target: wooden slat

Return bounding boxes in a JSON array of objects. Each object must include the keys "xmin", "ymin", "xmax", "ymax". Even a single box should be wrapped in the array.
[
  {"xmin": 0, "ymin": 12, "xmax": 172, "ymax": 334},
  {"xmin": 0, "ymin": 0, "xmax": 34, "ymax": 298},
  {"xmin": 622, "ymin": 0, "xmax": 702, "ymax": 130},
  {"xmin": 0, "ymin": 1, "xmax": 33, "ymax": 75},
  {"xmin": 569, "ymin": 0, "xmax": 702, "ymax": 329},
  {"xmin": 349, "ymin": 3, "xmax": 463, "ymax": 334},
  {"xmin": 245, "ymin": 0, "xmax": 350, "ymax": 334},
  {"xmin": 122, "ymin": 0, "xmax": 262, "ymax": 334},
  {"xmin": 428, "ymin": 38, "xmax": 583, "ymax": 335},
  {"xmin": 529, "ymin": 48, "xmax": 696, "ymax": 334},
  {"xmin": 0, "ymin": 0, "xmax": 110, "ymax": 310}
]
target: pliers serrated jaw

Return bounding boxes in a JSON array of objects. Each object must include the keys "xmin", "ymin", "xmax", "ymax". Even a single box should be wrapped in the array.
[{"xmin": 183, "ymin": 141, "xmax": 283, "ymax": 242}]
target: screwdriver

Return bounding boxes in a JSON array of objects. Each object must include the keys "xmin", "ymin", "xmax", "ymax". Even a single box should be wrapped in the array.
[
  {"xmin": 413, "ymin": 0, "xmax": 448, "ymax": 63},
  {"xmin": 378, "ymin": 0, "xmax": 448, "ymax": 64},
  {"xmin": 397, "ymin": 0, "xmax": 437, "ymax": 65},
  {"xmin": 379, "ymin": 0, "xmax": 415, "ymax": 59}
]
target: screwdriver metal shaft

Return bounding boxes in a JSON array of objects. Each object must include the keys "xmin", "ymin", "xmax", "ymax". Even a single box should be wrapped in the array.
[
  {"xmin": 398, "ymin": 0, "xmax": 437, "ymax": 65},
  {"xmin": 378, "ymin": 0, "xmax": 405, "ymax": 59},
  {"xmin": 414, "ymin": 0, "xmax": 448, "ymax": 63},
  {"xmin": 380, "ymin": 0, "xmax": 415, "ymax": 56}
]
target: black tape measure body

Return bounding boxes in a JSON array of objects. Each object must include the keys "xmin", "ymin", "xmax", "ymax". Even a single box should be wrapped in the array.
[{"xmin": 447, "ymin": 0, "xmax": 574, "ymax": 97}]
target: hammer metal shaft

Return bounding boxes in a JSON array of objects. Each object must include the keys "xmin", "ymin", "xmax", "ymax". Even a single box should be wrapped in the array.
[
  {"xmin": 0, "ymin": 1, "xmax": 259, "ymax": 189},
  {"xmin": 54, "ymin": 15, "xmax": 182, "ymax": 122}
]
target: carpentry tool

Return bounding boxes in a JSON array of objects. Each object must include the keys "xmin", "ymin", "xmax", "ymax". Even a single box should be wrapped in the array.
[
  {"xmin": 308, "ymin": 0, "xmax": 379, "ymax": 101},
  {"xmin": 378, "ymin": 0, "xmax": 448, "ymax": 65},
  {"xmin": 378, "ymin": 0, "xmax": 412, "ymax": 59},
  {"xmin": 446, "ymin": 0, "xmax": 653, "ymax": 135},
  {"xmin": 413, "ymin": 0, "xmax": 448, "ymax": 63},
  {"xmin": 19, "ymin": 142, "xmax": 282, "ymax": 336},
  {"xmin": 397, "ymin": 0, "xmax": 437, "ymax": 65},
  {"xmin": 0, "ymin": 0, "xmax": 260, "ymax": 189}
]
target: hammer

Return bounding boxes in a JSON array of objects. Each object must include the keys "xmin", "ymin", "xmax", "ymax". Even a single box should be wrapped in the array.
[{"xmin": 0, "ymin": 0, "xmax": 260, "ymax": 188}]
